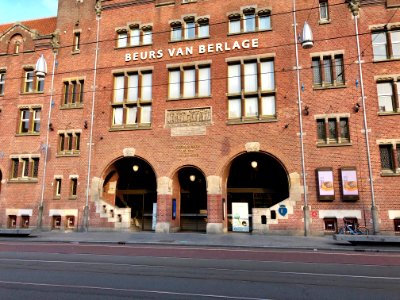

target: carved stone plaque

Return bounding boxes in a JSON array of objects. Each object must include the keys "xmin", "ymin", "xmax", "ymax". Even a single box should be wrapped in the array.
[{"xmin": 165, "ymin": 107, "xmax": 212, "ymax": 128}]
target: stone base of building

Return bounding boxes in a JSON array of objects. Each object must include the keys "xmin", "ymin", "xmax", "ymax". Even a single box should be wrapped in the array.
[
  {"xmin": 206, "ymin": 223, "xmax": 224, "ymax": 234},
  {"xmin": 155, "ymin": 222, "xmax": 171, "ymax": 233}
]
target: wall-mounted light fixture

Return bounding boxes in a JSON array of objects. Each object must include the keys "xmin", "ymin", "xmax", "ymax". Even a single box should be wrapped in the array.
[
  {"xmin": 251, "ymin": 161, "xmax": 258, "ymax": 169},
  {"xmin": 303, "ymin": 106, "xmax": 309, "ymax": 116},
  {"xmin": 49, "ymin": 123, "xmax": 54, "ymax": 131},
  {"xmin": 353, "ymin": 103, "xmax": 360, "ymax": 113},
  {"xmin": 189, "ymin": 175, "xmax": 196, "ymax": 182},
  {"xmin": 132, "ymin": 165, "xmax": 139, "ymax": 172},
  {"xmin": 84, "ymin": 120, "xmax": 88, "ymax": 129}
]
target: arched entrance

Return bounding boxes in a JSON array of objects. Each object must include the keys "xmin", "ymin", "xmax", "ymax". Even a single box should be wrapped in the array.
[
  {"xmin": 102, "ymin": 157, "xmax": 157, "ymax": 231},
  {"xmin": 227, "ymin": 152, "xmax": 289, "ymax": 232},
  {"xmin": 178, "ymin": 166, "xmax": 207, "ymax": 232}
]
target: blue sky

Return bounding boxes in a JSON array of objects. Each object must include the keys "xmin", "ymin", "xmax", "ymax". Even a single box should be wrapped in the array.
[{"xmin": 0, "ymin": 0, "xmax": 58, "ymax": 24}]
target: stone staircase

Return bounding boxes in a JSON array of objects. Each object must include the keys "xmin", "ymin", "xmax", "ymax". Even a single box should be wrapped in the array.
[{"xmin": 95, "ymin": 199, "xmax": 131, "ymax": 230}]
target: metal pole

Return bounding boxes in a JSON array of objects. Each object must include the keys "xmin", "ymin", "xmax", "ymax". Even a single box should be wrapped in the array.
[
  {"xmin": 293, "ymin": 0, "xmax": 310, "ymax": 236},
  {"xmin": 353, "ymin": 14, "xmax": 379, "ymax": 234},
  {"xmin": 37, "ymin": 51, "xmax": 57, "ymax": 229},
  {"xmin": 83, "ymin": 14, "xmax": 101, "ymax": 231}
]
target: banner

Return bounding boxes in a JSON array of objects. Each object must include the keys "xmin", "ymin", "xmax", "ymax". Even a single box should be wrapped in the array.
[{"xmin": 232, "ymin": 202, "xmax": 249, "ymax": 232}]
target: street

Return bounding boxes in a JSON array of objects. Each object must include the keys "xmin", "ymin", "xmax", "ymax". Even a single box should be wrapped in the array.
[{"xmin": 0, "ymin": 242, "xmax": 399, "ymax": 299}]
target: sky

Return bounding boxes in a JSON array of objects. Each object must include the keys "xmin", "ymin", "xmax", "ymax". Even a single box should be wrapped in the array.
[{"xmin": 0, "ymin": 0, "xmax": 58, "ymax": 24}]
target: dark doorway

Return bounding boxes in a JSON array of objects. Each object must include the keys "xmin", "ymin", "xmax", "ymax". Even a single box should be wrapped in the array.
[
  {"xmin": 178, "ymin": 167, "xmax": 207, "ymax": 232},
  {"xmin": 105, "ymin": 157, "xmax": 157, "ymax": 231},
  {"xmin": 0, "ymin": 170, "xmax": 2, "ymax": 194},
  {"xmin": 227, "ymin": 152, "xmax": 289, "ymax": 231}
]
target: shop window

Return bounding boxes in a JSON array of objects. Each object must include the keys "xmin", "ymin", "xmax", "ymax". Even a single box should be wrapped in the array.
[
  {"xmin": 170, "ymin": 17, "xmax": 209, "ymax": 42},
  {"xmin": 312, "ymin": 54, "xmax": 344, "ymax": 88},
  {"xmin": 394, "ymin": 219, "xmax": 400, "ymax": 232},
  {"xmin": 316, "ymin": 115, "xmax": 350, "ymax": 146},
  {"xmin": 66, "ymin": 216, "xmax": 75, "ymax": 229},
  {"xmin": 58, "ymin": 131, "xmax": 81, "ymax": 155},
  {"xmin": 324, "ymin": 218, "xmax": 337, "ymax": 232},
  {"xmin": 379, "ymin": 143, "xmax": 400, "ymax": 174},
  {"xmin": 228, "ymin": 8, "xmax": 271, "ymax": 34},
  {"xmin": 8, "ymin": 215, "xmax": 17, "ymax": 228},
  {"xmin": 168, "ymin": 64, "xmax": 211, "ymax": 99},
  {"xmin": 10, "ymin": 157, "xmax": 39, "ymax": 181},
  {"xmin": 372, "ymin": 29, "xmax": 400, "ymax": 61},
  {"xmin": 227, "ymin": 58, "xmax": 275, "ymax": 122},
  {"xmin": 21, "ymin": 216, "xmax": 30, "ymax": 228},
  {"xmin": 52, "ymin": 216, "xmax": 62, "ymax": 229},
  {"xmin": 319, "ymin": 1, "xmax": 329, "ymax": 22},
  {"xmin": 0, "ymin": 71, "xmax": 5, "ymax": 95},
  {"xmin": 112, "ymin": 70, "xmax": 153, "ymax": 128},
  {"xmin": 62, "ymin": 79, "xmax": 84, "ymax": 108}
]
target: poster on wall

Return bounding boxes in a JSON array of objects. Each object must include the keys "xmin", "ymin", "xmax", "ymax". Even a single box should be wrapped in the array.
[
  {"xmin": 340, "ymin": 168, "xmax": 359, "ymax": 201},
  {"xmin": 316, "ymin": 168, "xmax": 335, "ymax": 201},
  {"xmin": 152, "ymin": 203, "xmax": 157, "ymax": 231},
  {"xmin": 232, "ymin": 202, "xmax": 249, "ymax": 232}
]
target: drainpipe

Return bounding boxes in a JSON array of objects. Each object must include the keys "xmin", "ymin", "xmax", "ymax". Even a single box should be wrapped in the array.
[
  {"xmin": 293, "ymin": 0, "xmax": 310, "ymax": 236},
  {"xmin": 83, "ymin": 6, "xmax": 101, "ymax": 231},
  {"xmin": 37, "ymin": 51, "xmax": 57, "ymax": 229},
  {"xmin": 350, "ymin": 1, "xmax": 379, "ymax": 234}
]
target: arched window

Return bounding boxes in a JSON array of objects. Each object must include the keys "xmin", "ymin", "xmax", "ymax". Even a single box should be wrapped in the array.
[{"xmin": 9, "ymin": 34, "xmax": 23, "ymax": 54}]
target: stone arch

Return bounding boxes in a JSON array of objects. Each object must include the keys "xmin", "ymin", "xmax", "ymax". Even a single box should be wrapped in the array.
[{"xmin": 8, "ymin": 34, "xmax": 24, "ymax": 54}]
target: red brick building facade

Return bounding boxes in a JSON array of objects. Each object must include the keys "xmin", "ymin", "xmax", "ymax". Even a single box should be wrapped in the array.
[{"xmin": 0, "ymin": 0, "xmax": 399, "ymax": 235}]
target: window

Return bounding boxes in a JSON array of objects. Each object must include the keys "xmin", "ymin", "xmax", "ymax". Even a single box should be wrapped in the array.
[
  {"xmin": 0, "ymin": 71, "xmax": 5, "ymax": 95},
  {"xmin": 316, "ymin": 115, "xmax": 350, "ymax": 145},
  {"xmin": 372, "ymin": 29, "xmax": 400, "ymax": 61},
  {"xmin": 18, "ymin": 107, "xmax": 41, "ymax": 134},
  {"xmin": 170, "ymin": 17, "xmax": 209, "ymax": 41},
  {"xmin": 376, "ymin": 81, "xmax": 399, "ymax": 113},
  {"xmin": 23, "ymin": 68, "xmax": 44, "ymax": 93},
  {"xmin": 379, "ymin": 143, "xmax": 400, "ymax": 173},
  {"xmin": 62, "ymin": 79, "xmax": 84, "ymax": 107},
  {"xmin": 324, "ymin": 218, "xmax": 337, "ymax": 232},
  {"xmin": 73, "ymin": 31, "xmax": 81, "ymax": 52},
  {"xmin": 227, "ymin": 58, "xmax": 275, "ymax": 121},
  {"xmin": 55, "ymin": 178, "xmax": 62, "ymax": 198},
  {"xmin": 112, "ymin": 70, "xmax": 153, "ymax": 128},
  {"xmin": 116, "ymin": 24, "xmax": 153, "ymax": 48},
  {"xmin": 70, "ymin": 178, "xmax": 78, "ymax": 198},
  {"xmin": 10, "ymin": 156, "xmax": 39, "ymax": 181},
  {"xmin": 168, "ymin": 64, "xmax": 211, "ymax": 99},
  {"xmin": 395, "ymin": 219, "xmax": 400, "ymax": 233},
  {"xmin": 312, "ymin": 54, "xmax": 344, "ymax": 87},
  {"xmin": 58, "ymin": 131, "xmax": 81, "ymax": 155},
  {"xmin": 228, "ymin": 9, "xmax": 271, "ymax": 34},
  {"xmin": 319, "ymin": 1, "xmax": 329, "ymax": 21}
]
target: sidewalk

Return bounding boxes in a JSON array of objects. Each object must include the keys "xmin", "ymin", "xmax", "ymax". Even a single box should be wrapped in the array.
[{"xmin": 1, "ymin": 230, "xmax": 400, "ymax": 252}]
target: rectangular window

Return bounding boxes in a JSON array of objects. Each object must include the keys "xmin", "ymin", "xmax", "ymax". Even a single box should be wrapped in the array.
[
  {"xmin": 198, "ymin": 22, "xmax": 209, "ymax": 38},
  {"xmin": 316, "ymin": 116, "xmax": 350, "ymax": 145},
  {"xmin": 118, "ymin": 31, "xmax": 128, "ymax": 47},
  {"xmin": 229, "ymin": 18, "xmax": 241, "ymax": 34},
  {"xmin": 112, "ymin": 71, "xmax": 153, "ymax": 127},
  {"xmin": 0, "ymin": 72, "xmax": 5, "ymax": 95},
  {"xmin": 62, "ymin": 79, "xmax": 84, "ymax": 107},
  {"xmin": 244, "ymin": 13, "xmax": 256, "ymax": 32},
  {"xmin": 227, "ymin": 59, "xmax": 275, "ymax": 121},
  {"xmin": 372, "ymin": 32, "xmax": 388, "ymax": 60},
  {"xmin": 130, "ymin": 28, "xmax": 140, "ymax": 46},
  {"xmin": 117, "ymin": 26, "xmax": 153, "ymax": 48},
  {"xmin": 58, "ymin": 132, "xmax": 81, "ymax": 155},
  {"xmin": 171, "ymin": 26, "xmax": 182, "ymax": 41},
  {"xmin": 380, "ymin": 145, "xmax": 394, "ymax": 171},
  {"xmin": 258, "ymin": 14, "xmax": 271, "ymax": 30},
  {"xmin": 10, "ymin": 157, "xmax": 39, "ymax": 180},
  {"xmin": 168, "ymin": 65, "xmax": 211, "ymax": 99},
  {"xmin": 319, "ymin": 1, "xmax": 329, "ymax": 21},
  {"xmin": 73, "ymin": 32, "xmax": 81, "ymax": 51},
  {"xmin": 18, "ymin": 107, "xmax": 41, "ymax": 134},
  {"xmin": 185, "ymin": 21, "xmax": 196, "ymax": 39},
  {"xmin": 229, "ymin": 9, "xmax": 271, "ymax": 34},
  {"xmin": 70, "ymin": 178, "xmax": 78, "ymax": 197},
  {"xmin": 24, "ymin": 71, "xmax": 34, "ymax": 93},
  {"xmin": 312, "ymin": 54, "xmax": 344, "ymax": 88},
  {"xmin": 55, "ymin": 178, "xmax": 62, "ymax": 197},
  {"xmin": 142, "ymin": 29, "xmax": 152, "ymax": 45},
  {"xmin": 377, "ymin": 82, "xmax": 396, "ymax": 112}
]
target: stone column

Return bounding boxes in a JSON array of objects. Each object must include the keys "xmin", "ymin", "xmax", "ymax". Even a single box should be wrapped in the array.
[
  {"xmin": 206, "ymin": 175, "xmax": 224, "ymax": 234},
  {"xmin": 155, "ymin": 176, "xmax": 173, "ymax": 233}
]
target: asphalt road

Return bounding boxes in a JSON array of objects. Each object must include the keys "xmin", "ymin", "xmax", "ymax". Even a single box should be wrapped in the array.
[{"xmin": 0, "ymin": 242, "xmax": 399, "ymax": 300}]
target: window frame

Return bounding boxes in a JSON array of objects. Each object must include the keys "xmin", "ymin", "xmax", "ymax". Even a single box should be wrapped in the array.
[
  {"xmin": 0, "ymin": 71, "xmax": 5, "ymax": 95},
  {"xmin": 379, "ymin": 143, "xmax": 400, "ymax": 175},
  {"xmin": 227, "ymin": 58, "xmax": 276, "ymax": 123},
  {"xmin": 111, "ymin": 70, "xmax": 153, "ymax": 129},
  {"xmin": 9, "ymin": 156, "xmax": 40, "ymax": 182},
  {"xmin": 316, "ymin": 115, "xmax": 351, "ymax": 146},
  {"xmin": 376, "ymin": 80, "xmax": 399, "ymax": 114},
  {"xmin": 116, "ymin": 24, "xmax": 153, "ymax": 48},
  {"xmin": 371, "ymin": 29, "xmax": 400, "ymax": 61},
  {"xmin": 170, "ymin": 17, "xmax": 209, "ymax": 42},
  {"xmin": 58, "ymin": 131, "xmax": 81, "ymax": 156},
  {"xmin": 319, "ymin": 0, "xmax": 329, "ymax": 22},
  {"xmin": 312, "ymin": 53, "xmax": 345, "ymax": 88},
  {"xmin": 62, "ymin": 79, "xmax": 84, "ymax": 108},
  {"xmin": 228, "ymin": 9, "xmax": 271, "ymax": 35},
  {"xmin": 17, "ymin": 106, "xmax": 42, "ymax": 135},
  {"xmin": 70, "ymin": 177, "xmax": 78, "ymax": 198}
]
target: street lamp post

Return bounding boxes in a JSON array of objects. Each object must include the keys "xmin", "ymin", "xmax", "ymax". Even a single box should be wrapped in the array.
[
  {"xmin": 35, "ymin": 52, "xmax": 57, "ymax": 229},
  {"xmin": 292, "ymin": 0, "xmax": 314, "ymax": 236}
]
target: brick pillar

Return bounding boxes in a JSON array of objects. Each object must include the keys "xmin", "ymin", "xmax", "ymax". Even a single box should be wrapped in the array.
[
  {"xmin": 206, "ymin": 175, "xmax": 224, "ymax": 234},
  {"xmin": 155, "ymin": 176, "xmax": 172, "ymax": 233}
]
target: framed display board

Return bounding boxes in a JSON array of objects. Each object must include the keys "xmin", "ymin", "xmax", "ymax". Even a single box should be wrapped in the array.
[
  {"xmin": 316, "ymin": 168, "xmax": 335, "ymax": 201},
  {"xmin": 340, "ymin": 167, "xmax": 359, "ymax": 201}
]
